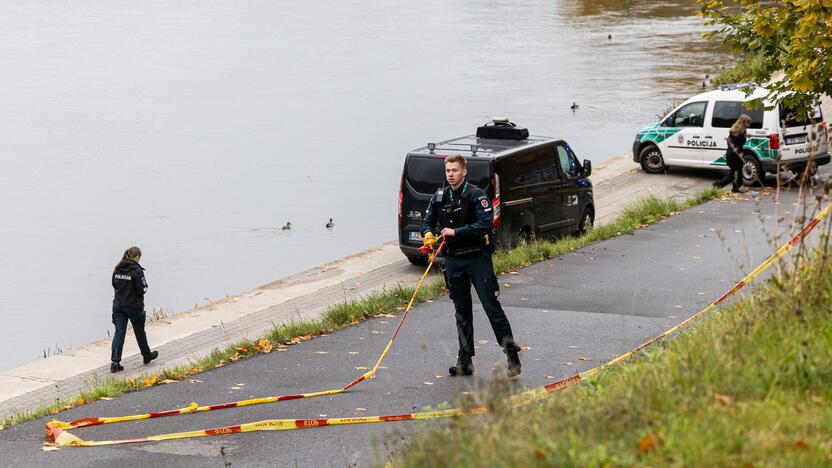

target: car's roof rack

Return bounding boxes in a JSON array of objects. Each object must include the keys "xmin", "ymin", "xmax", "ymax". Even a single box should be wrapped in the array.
[{"xmin": 718, "ymin": 82, "xmax": 755, "ymax": 91}]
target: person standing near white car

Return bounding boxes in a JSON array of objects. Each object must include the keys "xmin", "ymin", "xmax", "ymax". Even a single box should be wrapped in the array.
[{"xmin": 713, "ymin": 114, "xmax": 752, "ymax": 192}]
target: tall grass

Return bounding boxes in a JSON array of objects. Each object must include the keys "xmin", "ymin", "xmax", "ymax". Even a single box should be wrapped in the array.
[{"xmin": 0, "ymin": 189, "xmax": 720, "ymax": 430}]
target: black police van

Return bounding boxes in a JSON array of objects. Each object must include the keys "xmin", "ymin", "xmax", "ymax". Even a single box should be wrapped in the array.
[{"xmin": 398, "ymin": 119, "xmax": 595, "ymax": 264}]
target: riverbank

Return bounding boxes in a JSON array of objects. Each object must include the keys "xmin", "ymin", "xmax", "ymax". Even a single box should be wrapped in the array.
[{"xmin": 0, "ymin": 152, "xmax": 718, "ymax": 421}]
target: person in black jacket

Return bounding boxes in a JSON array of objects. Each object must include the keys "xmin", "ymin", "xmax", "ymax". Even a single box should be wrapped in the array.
[
  {"xmin": 110, "ymin": 246, "xmax": 158, "ymax": 372},
  {"xmin": 714, "ymin": 114, "xmax": 753, "ymax": 192},
  {"xmin": 421, "ymin": 154, "xmax": 522, "ymax": 378}
]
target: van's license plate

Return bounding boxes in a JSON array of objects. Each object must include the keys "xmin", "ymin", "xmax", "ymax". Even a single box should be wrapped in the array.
[
  {"xmin": 785, "ymin": 135, "xmax": 807, "ymax": 145},
  {"xmin": 408, "ymin": 232, "xmax": 423, "ymax": 241}
]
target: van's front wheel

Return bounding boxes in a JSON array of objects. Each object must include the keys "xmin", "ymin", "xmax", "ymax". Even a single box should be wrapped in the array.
[
  {"xmin": 741, "ymin": 153, "xmax": 764, "ymax": 186},
  {"xmin": 639, "ymin": 145, "xmax": 666, "ymax": 174},
  {"xmin": 576, "ymin": 208, "xmax": 594, "ymax": 236}
]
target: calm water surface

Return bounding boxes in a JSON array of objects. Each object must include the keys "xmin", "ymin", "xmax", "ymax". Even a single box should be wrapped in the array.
[{"xmin": 0, "ymin": 0, "xmax": 728, "ymax": 370}]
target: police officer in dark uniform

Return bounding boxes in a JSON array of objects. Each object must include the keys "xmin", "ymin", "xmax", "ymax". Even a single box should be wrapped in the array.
[
  {"xmin": 421, "ymin": 154, "xmax": 522, "ymax": 377},
  {"xmin": 110, "ymin": 246, "xmax": 158, "ymax": 373}
]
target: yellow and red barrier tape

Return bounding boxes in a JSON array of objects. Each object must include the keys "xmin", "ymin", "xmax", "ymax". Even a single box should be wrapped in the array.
[{"xmin": 45, "ymin": 202, "xmax": 831, "ymax": 447}]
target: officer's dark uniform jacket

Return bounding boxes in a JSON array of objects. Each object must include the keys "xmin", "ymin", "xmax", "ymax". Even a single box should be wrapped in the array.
[
  {"xmin": 420, "ymin": 181, "xmax": 494, "ymax": 256},
  {"xmin": 112, "ymin": 260, "xmax": 148, "ymax": 309}
]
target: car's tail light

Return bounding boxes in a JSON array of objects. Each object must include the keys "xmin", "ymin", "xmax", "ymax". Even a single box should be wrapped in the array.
[
  {"xmin": 492, "ymin": 172, "xmax": 502, "ymax": 229},
  {"xmin": 769, "ymin": 133, "xmax": 780, "ymax": 150},
  {"xmin": 398, "ymin": 190, "xmax": 403, "ymax": 222}
]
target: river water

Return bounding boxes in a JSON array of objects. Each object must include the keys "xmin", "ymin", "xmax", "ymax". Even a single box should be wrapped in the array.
[{"xmin": 0, "ymin": 0, "xmax": 728, "ymax": 370}]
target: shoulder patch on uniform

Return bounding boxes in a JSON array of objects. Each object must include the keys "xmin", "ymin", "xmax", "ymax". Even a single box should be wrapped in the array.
[{"xmin": 480, "ymin": 198, "xmax": 489, "ymax": 207}]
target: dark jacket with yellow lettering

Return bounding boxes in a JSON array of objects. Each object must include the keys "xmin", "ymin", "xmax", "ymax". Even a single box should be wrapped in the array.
[
  {"xmin": 112, "ymin": 259, "xmax": 148, "ymax": 309},
  {"xmin": 420, "ymin": 182, "xmax": 494, "ymax": 256}
]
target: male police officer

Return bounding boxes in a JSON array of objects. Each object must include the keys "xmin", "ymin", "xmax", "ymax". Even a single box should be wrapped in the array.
[{"xmin": 421, "ymin": 154, "xmax": 522, "ymax": 378}]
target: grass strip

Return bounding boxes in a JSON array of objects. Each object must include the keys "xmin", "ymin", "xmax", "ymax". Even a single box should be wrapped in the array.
[
  {"xmin": 393, "ymin": 224, "xmax": 832, "ymax": 466},
  {"xmin": 0, "ymin": 187, "xmax": 721, "ymax": 430}
]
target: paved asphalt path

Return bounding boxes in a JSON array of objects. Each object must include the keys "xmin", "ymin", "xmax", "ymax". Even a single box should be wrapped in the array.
[{"xmin": 1, "ymin": 183, "xmax": 829, "ymax": 467}]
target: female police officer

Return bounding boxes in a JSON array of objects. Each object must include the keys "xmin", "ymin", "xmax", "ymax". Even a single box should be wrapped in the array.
[
  {"xmin": 420, "ymin": 154, "xmax": 522, "ymax": 377},
  {"xmin": 110, "ymin": 246, "xmax": 158, "ymax": 372}
]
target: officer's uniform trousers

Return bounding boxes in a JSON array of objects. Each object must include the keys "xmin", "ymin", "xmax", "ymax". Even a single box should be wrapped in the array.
[{"xmin": 444, "ymin": 250, "xmax": 516, "ymax": 358}]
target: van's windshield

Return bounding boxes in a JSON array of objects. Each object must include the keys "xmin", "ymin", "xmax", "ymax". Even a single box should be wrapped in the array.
[{"xmin": 405, "ymin": 156, "xmax": 491, "ymax": 195}]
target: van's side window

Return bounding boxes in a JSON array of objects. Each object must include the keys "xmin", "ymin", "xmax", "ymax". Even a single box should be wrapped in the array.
[
  {"xmin": 501, "ymin": 146, "xmax": 558, "ymax": 189},
  {"xmin": 669, "ymin": 101, "xmax": 707, "ymax": 127},
  {"xmin": 712, "ymin": 101, "xmax": 764, "ymax": 128},
  {"xmin": 556, "ymin": 145, "xmax": 579, "ymax": 178}
]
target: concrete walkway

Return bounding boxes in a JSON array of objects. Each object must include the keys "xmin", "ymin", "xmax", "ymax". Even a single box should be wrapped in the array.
[{"xmin": 0, "ymin": 151, "xmax": 720, "ymax": 420}]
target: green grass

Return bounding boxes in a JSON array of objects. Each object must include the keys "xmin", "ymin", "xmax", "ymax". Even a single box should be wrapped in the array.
[
  {"xmin": 0, "ymin": 188, "xmax": 721, "ymax": 431},
  {"xmin": 393, "ymin": 234, "xmax": 832, "ymax": 466}
]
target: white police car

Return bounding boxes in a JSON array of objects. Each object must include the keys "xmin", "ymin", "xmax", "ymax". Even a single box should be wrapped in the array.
[{"xmin": 633, "ymin": 85, "xmax": 830, "ymax": 184}]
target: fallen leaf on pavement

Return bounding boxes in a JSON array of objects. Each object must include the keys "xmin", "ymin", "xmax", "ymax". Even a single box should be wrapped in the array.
[
  {"xmin": 370, "ymin": 330, "xmax": 384, "ymax": 334},
  {"xmin": 231, "ymin": 386, "xmax": 241, "ymax": 390},
  {"xmin": 577, "ymin": 356, "xmax": 590, "ymax": 361},
  {"xmin": 423, "ymin": 382, "xmax": 433, "ymax": 385},
  {"xmin": 355, "ymin": 408, "xmax": 367, "ymax": 411},
  {"xmin": 188, "ymin": 379, "xmax": 203, "ymax": 384},
  {"xmin": 256, "ymin": 338, "xmax": 273, "ymax": 353},
  {"xmin": 315, "ymin": 351, "xmax": 329, "ymax": 355},
  {"xmin": 562, "ymin": 362, "xmax": 574, "ymax": 366},
  {"xmin": 379, "ymin": 314, "xmax": 396, "ymax": 318},
  {"xmin": 159, "ymin": 379, "xmax": 178, "ymax": 385},
  {"xmin": 478, "ymin": 340, "xmax": 489, "ymax": 345},
  {"xmin": 545, "ymin": 375, "xmax": 556, "ymax": 379},
  {"xmin": 503, "ymin": 283, "xmax": 512, "ymax": 288},
  {"xmin": 41, "ymin": 444, "xmax": 60, "ymax": 452},
  {"xmin": 355, "ymin": 367, "xmax": 369, "ymax": 370},
  {"xmin": 349, "ymin": 352, "xmax": 359, "ymax": 355}
]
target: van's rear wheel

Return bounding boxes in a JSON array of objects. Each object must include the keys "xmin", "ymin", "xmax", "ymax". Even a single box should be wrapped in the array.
[
  {"xmin": 639, "ymin": 145, "xmax": 666, "ymax": 174},
  {"xmin": 407, "ymin": 255, "xmax": 428, "ymax": 266},
  {"xmin": 741, "ymin": 153, "xmax": 764, "ymax": 186}
]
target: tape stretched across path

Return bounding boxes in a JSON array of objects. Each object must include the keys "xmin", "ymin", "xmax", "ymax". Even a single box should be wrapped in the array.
[{"xmin": 46, "ymin": 202, "xmax": 832, "ymax": 447}]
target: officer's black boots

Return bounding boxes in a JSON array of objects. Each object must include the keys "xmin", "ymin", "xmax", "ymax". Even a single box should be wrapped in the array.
[
  {"xmin": 449, "ymin": 355, "xmax": 475, "ymax": 376},
  {"xmin": 143, "ymin": 350, "xmax": 159, "ymax": 365},
  {"xmin": 110, "ymin": 362, "xmax": 124, "ymax": 373},
  {"xmin": 506, "ymin": 348, "xmax": 522, "ymax": 378}
]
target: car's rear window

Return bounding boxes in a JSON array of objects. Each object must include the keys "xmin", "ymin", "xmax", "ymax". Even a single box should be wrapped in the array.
[
  {"xmin": 405, "ymin": 156, "xmax": 490, "ymax": 195},
  {"xmin": 779, "ymin": 102, "xmax": 823, "ymax": 127},
  {"xmin": 711, "ymin": 101, "xmax": 764, "ymax": 129}
]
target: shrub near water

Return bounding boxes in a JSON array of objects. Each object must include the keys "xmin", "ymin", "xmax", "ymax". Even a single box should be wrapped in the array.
[{"xmin": 394, "ymin": 246, "xmax": 832, "ymax": 466}]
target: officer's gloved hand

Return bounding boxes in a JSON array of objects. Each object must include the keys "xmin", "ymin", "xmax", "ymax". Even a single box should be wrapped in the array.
[{"xmin": 422, "ymin": 232, "xmax": 437, "ymax": 247}]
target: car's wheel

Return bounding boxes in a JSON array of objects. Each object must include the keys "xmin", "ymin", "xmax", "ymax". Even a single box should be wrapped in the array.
[
  {"xmin": 741, "ymin": 153, "xmax": 764, "ymax": 186},
  {"xmin": 407, "ymin": 255, "xmax": 428, "ymax": 266},
  {"xmin": 576, "ymin": 208, "xmax": 594, "ymax": 236},
  {"xmin": 639, "ymin": 145, "xmax": 666, "ymax": 174}
]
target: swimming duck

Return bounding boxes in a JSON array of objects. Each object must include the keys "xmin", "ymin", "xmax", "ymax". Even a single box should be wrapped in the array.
[
  {"xmin": 325, "ymin": 218, "xmax": 334, "ymax": 228},
  {"xmin": 282, "ymin": 222, "xmax": 292, "ymax": 230}
]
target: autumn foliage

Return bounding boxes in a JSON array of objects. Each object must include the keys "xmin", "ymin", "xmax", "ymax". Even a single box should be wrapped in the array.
[{"xmin": 699, "ymin": 0, "xmax": 832, "ymax": 112}]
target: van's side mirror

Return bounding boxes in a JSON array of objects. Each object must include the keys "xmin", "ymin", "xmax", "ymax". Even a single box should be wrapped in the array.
[{"xmin": 583, "ymin": 159, "xmax": 592, "ymax": 177}]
